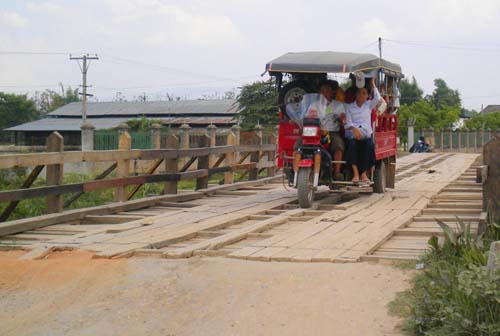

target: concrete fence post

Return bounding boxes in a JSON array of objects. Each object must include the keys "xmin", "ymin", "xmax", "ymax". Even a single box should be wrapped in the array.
[
  {"xmin": 457, "ymin": 128, "xmax": 462, "ymax": 152},
  {"xmin": 472, "ymin": 128, "xmax": 478, "ymax": 153},
  {"xmin": 480, "ymin": 128, "xmax": 485, "ymax": 149},
  {"xmin": 46, "ymin": 132, "xmax": 64, "ymax": 214},
  {"xmin": 464, "ymin": 127, "xmax": 469, "ymax": 153},
  {"xmin": 179, "ymin": 124, "xmax": 191, "ymax": 149},
  {"xmin": 150, "ymin": 123, "xmax": 162, "ymax": 149},
  {"xmin": 440, "ymin": 128, "xmax": 444, "ymax": 152},
  {"xmin": 447, "ymin": 127, "xmax": 453, "ymax": 152},
  {"xmin": 118, "ymin": 123, "xmax": 129, "ymax": 135},
  {"xmin": 81, "ymin": 122, "xmax": 95, "ymax": 151}
]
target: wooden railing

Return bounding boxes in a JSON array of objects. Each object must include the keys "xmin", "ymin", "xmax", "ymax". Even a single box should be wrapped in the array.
[{"xmin": 0, "ymin": 125, "xmax": 278, "ymax": 222}]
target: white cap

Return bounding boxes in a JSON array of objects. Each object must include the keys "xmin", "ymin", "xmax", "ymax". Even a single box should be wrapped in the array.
[{"xmin": 354, "ymin": 71, "xmax": 365, "ymax": 89}]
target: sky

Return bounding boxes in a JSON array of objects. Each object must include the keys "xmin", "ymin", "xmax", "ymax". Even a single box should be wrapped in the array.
[{"xmin": 1, "ymin": 0, "xmax": 500, "ymax": 110}]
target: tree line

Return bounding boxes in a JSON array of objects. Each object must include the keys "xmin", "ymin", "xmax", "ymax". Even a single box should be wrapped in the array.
[{"xmin": 0, "ymin": 84, "xmax": 79, "ymax": 130}]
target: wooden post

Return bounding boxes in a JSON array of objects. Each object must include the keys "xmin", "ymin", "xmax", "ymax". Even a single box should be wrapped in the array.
[
  {"xmin": 440, "ymin": 128, "xmax": 444, "ymax": 152},
  {"xmin": 224, "ymin": 132, "xmax": 236, "ymax": 184},
  {"xmin": 231, "ymin": 124, "xmax": 241, "ymax": 163},
  {"xmin": 249, "ymin": 125, "xmax": 263, "ymax": 180},
  {"xmin": 151, "ymin": 123, "xmax": 162, "ymax": 149},
  {"xmin": 267, "ymin": 133, "xmax": 276, "ymax": 177},
  {"xmin": 196, "ymin": 134, "xmax": 209, "ymax": 190},
  {"xmin": 457, "ymin": 128, "xmax": 462, "ymax": 152},
  {"xmin": 487, "ymin": 128, "xmax": 492, "ymax": 142},
  {"xmin": 179, "ymin": 124, "xmax": 191, "ymax": 168},
  {"xmin": 164, "ymin": 134, "xmax": 179, "ymax": 194},
  {"xmin": 207, "ymin": 124, "xmax": 217, "ymax": 167},
  {"xmin": 115, "ymin": 130, "xmax": 131, "ymax": 202},
  {"xmin": 46, "ymin": 132, "xmax": 64, "ymax": 214}
]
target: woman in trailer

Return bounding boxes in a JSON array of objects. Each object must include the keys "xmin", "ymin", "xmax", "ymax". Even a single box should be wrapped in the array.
[{"xmin": 345, "ymin": 73, "xmax": 384, "ymax": 184}]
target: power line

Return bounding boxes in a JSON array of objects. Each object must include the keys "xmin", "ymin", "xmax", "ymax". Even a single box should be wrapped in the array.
[
  {"xmin": 384, "ymin": 39, "xmax": 500, "ymax": 53},
  {"xmin": 0, "ymin": 51, "xmax": 70, "ymax": 55}
]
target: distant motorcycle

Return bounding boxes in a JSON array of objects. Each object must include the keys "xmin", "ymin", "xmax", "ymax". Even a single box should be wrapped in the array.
[{"xmin": 409, "ymin": 137, "xmax": 432, "ymax": 153}]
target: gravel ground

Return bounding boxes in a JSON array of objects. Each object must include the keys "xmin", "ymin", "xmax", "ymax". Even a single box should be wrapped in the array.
[{"xmin": 0, "ymin": 250, "xmax": 412, "ymax": 336}]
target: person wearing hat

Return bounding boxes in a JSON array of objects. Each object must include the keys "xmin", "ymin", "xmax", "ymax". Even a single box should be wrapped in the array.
[
  {"xmin": 344, "ymin": 75, "xmax": 383, "ymax": 184},
  {"xmin": 318, "ymin": 79, "xmax": 346, "ymax": 181}
]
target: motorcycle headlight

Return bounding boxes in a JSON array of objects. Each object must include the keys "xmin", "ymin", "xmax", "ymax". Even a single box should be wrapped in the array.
[{"xmin": 303, "ymin": 126, "xmax": 318, "ymax": 137}]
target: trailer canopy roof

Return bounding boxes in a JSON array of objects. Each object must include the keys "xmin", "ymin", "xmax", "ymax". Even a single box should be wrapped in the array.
[{"xmin": 265, "ymin": 51, "xmax": 403, "ymax": 77}]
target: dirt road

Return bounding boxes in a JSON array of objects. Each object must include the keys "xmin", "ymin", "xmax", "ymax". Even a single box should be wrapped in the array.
[{"xmin": 0, "ymin": 250, "xmax": 411, "ymax": 336}]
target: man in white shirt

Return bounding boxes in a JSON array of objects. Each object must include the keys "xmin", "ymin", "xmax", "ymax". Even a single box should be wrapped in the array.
[{"xmin": 319, "ymin": 80, "xmax": 346, "ymax": 180}]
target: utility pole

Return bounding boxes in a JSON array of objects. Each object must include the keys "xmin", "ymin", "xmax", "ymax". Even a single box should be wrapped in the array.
[
  {"xmin": 70, "ymin": 54, "xmax": 99, "ymax": 124},
  {"xmin": 70, "ymin": 53, "xmax": 98, "ymax": 152}
]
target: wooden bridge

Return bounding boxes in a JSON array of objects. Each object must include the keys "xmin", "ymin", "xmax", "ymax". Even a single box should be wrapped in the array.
[{"xmin": 0, "ymin": 131, "xmax": 496, "ymax": 262}]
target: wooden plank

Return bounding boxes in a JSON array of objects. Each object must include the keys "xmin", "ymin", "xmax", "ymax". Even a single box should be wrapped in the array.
[{"xmin": 0, "ymin": 164, "xmax": 44, "ymax": 222}]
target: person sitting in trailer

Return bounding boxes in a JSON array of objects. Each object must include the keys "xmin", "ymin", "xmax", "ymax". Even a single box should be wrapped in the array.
[
  {"xmin": 344, "ymin": 73, "xmax": 384, "ymax": 184},
  {"xmin": 344, "ymin": 73, "xmax": 357, "ymax": 104},
  {"xmin": 319, "ymin": 80, "xmax": 346, "ymax": 181}
]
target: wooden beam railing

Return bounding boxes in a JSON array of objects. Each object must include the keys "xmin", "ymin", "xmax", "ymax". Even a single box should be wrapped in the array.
[{"xmin": 0, "ymin": 126, "xmax": 278, "ymax": 222}]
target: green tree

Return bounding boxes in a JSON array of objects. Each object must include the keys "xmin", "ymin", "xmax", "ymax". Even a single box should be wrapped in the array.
[
  {"xmin": 126, "ymin": 116, "xmax": 163, "ymax": 132},
  {"xmin": 398, "ymin": 99, "xmax": 460, "ymax": 142},
  {"xmin": 465, "ymin": 111, "xmax": 500, "ymax": 130},
  {"xmin": 0, "ymin": 92, "xmax": 38, "ymax": 129},
  {"xmin": 237, "ymin": 81, "xmax": 278, "ymax": 130},
  {"xmin": 431, "ymin": 78, "xmax": 461, "ymax": 108},
  {"xmin": 34, "ymin": 83, "xmax": 80, "ymax": 116},
  {"xmin": 399, "ymin": 76, "xmax": 423, "ymax": 105}
]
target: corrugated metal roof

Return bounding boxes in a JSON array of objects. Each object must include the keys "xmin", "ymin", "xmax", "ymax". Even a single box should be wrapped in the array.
[
  {"xmin": 47, "ymin": 99, "xmax": 239, "ymax": 117},
  {"xmin": 6, "ymin": 116, "xmax": 236, "ymax": 132}
]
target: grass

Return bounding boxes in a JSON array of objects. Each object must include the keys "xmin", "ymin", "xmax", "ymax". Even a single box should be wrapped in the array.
[{"xmin": 389, "ymin": 216, "xmax": 500, "ymax": 336}]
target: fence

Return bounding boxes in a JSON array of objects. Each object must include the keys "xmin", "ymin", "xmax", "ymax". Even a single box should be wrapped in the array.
[
  {"xmin": 410, "ymin": 127, "xmax": 500, "ymax": 152},
  {"xmin": 0, "ymin": 124, "xmax": 277, "ymax": 222}
]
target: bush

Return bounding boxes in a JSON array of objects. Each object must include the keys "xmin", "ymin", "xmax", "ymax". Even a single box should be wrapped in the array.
[{"xmin": 392, "ymin": 219, "xmax": 500, "ymax": 336}]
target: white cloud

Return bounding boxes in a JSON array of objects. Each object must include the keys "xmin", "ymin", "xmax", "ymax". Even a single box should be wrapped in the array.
[
  {"xmin": 26, "ymin": 1, "xmax": 64, "ymax": 13},
  {"xmin": 0, "ymin": 11, "xmax": 28, "ymax": 29},
  {"xmin": 104, "ymin": 0, "xmax": 244, "ymax": 48},
  {"xmin": 359, "ymin": 18, "xmax": 392, "ymax": 43}
]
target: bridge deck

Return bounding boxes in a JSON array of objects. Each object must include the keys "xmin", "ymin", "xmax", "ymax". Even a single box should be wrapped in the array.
[{"xmin": 1, "ymin": 153, "xmax": 482, "ymax": 262}]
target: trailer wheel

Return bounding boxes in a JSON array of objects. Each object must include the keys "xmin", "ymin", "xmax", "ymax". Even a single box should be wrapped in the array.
[
  {"xmin": 297, "ymin": 167, "xmax": 313, "ymax": 208},
  {"xmin": 279, "ymin": 81, "xmax": 313, "ymax": 116},
  {"xmin": 373, "ymin": 160, "xmax": 386, "ymax": 194}
]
